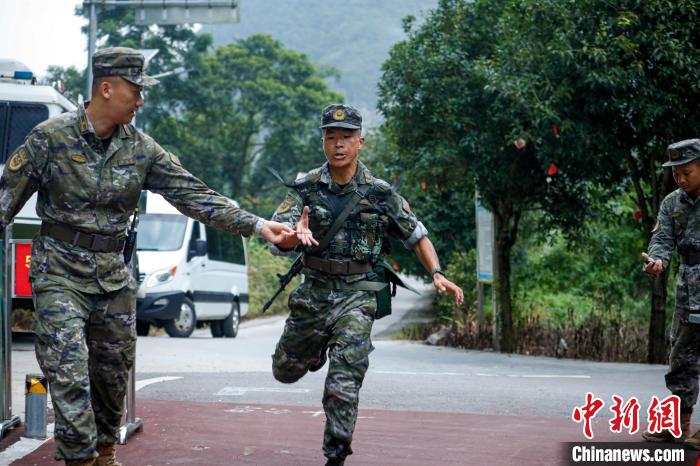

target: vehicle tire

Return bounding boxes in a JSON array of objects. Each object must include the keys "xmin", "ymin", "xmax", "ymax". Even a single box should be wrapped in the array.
[
  {"xmin": 210, "ymin": 320, "xmax": 224, "ymax": 338},
  {"xmin": 135, "ymin": 320, "xmax": 150, "ymax": 337},
  {"xmin": 223, "ymin": 301, "xmax": 240, "ymax": 338},
  {"xmin": 165, "ymin": 298, "xmax": 196, "ymax": 338}
]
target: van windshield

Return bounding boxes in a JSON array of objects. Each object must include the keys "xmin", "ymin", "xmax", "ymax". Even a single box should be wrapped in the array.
[{"xmin": 137, "ymin": 214, "xmax": 188, "ymax": 251}]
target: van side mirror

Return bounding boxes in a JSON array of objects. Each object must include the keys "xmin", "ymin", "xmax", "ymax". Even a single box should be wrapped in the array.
[{"xmin": 188, "ymin": 239, "xmax": 207, "ymax": 261}]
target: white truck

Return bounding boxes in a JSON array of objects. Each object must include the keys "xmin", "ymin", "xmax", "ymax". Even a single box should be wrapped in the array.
[
  {"xmin": 135, "ymin": 192, "xmax": 249, "ymax": 338},
  {"xmin": 0, "ymin": 60, "xmax": 76, "ymax": 329}
]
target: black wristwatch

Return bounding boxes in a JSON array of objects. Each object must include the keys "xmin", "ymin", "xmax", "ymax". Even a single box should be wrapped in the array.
[{"xmin": 430, "ymin": 267, "xmax": 445, "ymax": 279}]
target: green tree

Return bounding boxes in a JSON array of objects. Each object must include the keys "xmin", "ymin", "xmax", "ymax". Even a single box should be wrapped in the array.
[
  {"xmin": 378, "ymin": 0, "xmax": 621, "ymax": 352},
  {"xmin": 558, "ymin": 0, "xmax": 700, "ymax": 363}
]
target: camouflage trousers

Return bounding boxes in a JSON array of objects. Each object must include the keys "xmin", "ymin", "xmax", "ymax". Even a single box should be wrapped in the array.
[
  {"xmin": 666, "ymin": 268, "xmax": 700, "ymax": 411},
  {"xmin": 272, "ymin": 281, "xmax": 376, "ymax": 461},
  {"xmin": 32, "ymin": 276, "xmax": 137, "ymax": 461}
]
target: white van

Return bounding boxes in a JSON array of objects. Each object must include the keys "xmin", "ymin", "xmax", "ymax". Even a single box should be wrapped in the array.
[{"xmin": 135, "ymin": 192, "xmax": 249, "ymax": 338}]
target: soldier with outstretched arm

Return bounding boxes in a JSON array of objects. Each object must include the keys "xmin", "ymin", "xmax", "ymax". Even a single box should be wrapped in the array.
[
  {"xmin": 267, "ymin": 104, "xmax": 463, "ymax": 465},
  {"xmin": 0, "ymin": 47, "xmax": 293, "ymax": 466},
  {"xmin": 642, "ymin": 139, "xmax": 700, "ymax": 447}
]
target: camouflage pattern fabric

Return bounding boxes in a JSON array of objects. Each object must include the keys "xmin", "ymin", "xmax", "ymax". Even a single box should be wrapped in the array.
[
  {"xmin": 0, "ymin": 104, "xmax": 259, "ymax": 293},
  {"xmin": 272, "ymin": 282, "xmax": 375, "ymax": 460},
  {"xmin": 0, "ymin": 104, "xmax": 260, "ymax": 460},
  {"xmin": 271, "ymin": 162, "xmax": 424, "ymax": 461},
  {"xmin": 33, "ymin": 276, "xmax": 136, "ymax": 461},
  {"xmin": 272, "ymin": 161, "xmax": 419, "ymax": 282},
  {"xmin": 648, "ymin": 188, "xmax": 700, "ymax": 410},
  {"xmin": 92, "ymin": 47, "xmax": 158, "ymax": 87}
]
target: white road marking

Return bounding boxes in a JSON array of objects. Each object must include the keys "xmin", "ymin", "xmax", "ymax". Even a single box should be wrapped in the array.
[
  {"xmin": 2, "ymin": 376, "xmax": 183, "ymax": 463},
  {"xmin": 135, "ymin": 376, "xmax": 183, "ymax": 391},
  {"xmin": 373, "ymin": 370, "xmax": 464, "ymax": 376},
  {"xmin": 302, "ymin": 410, "xmax": 325, "ymax": 417},
  {"xmin": 374, "ymin": 370, "xmax": 590, "ymax": 379},
  {"xmin": 216, "ymin": 386, "xmax": 311, "ymax": 396}
]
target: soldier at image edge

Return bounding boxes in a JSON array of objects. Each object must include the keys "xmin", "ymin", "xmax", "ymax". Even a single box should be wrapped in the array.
[
  {"xmin": 642, "ymin": 138, "xmax": 700, "ymax": 448},
  {"xmin": 0, "ymin": 47, "xmax": 294, "ymax": 465},
  {"xmin": 267, "ymin": 104, "xmax": 464, "ymax": 465}
]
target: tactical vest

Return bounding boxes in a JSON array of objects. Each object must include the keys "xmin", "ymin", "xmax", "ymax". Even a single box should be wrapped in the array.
[{"xmin": 294, "ymin": 181, "xmax": 390, "ymax": 265}]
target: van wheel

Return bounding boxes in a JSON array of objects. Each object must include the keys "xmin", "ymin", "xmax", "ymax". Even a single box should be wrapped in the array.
[
  {"xmin": 136, "ymin": 320, "xmax": 150, "ymax": 337},
  {"xmin": 210, "ymin": 320, "xmax": 224, "ymax": 338},
  {"xmin": 223, "ymin": 301, "xmax": 240, "ymax": 338},
  {"xmin": 165, "ymin": 298, "xmax": 196, "ymax": 338}
]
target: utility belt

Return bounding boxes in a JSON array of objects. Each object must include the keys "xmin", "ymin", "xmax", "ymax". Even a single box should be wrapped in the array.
[
  {"xmin": 681, "ymin": 250, "xmax": 700, "ymax": 266},
  {"xmin": 301, "ymin": 254, "xmax": 373, "ymax": 275},
  {"xmin": 40, "ymin": 222, "xmax": 125, "ymax": 253}
]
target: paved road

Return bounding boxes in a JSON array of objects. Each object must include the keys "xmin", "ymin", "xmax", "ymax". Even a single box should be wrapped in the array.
[{"xmin": 1, "ymin": 276, "xmax": 691, "ymax": 465}]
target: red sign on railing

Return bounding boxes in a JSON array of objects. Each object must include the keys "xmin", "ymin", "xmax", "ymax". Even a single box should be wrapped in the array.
[{"xmin": 14, "ymin": 243, "xmax": 32, "ymax": 297}]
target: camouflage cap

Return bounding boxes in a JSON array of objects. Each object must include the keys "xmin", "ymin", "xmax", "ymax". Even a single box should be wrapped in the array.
[
  {"xmin": 663, "ymin": 139, "xmax": 700, "ymax": 167},
  {"xmin": 320, "ymin": 104, "xmax": 362, "ymax": 130},
  {"xmin": 92, "ymin": 47, "xmax": 159, "ymax": 87}
]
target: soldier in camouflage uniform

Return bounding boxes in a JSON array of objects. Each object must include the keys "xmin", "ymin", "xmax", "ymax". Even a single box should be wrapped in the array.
[
  {"xmin": 0, "ymin": 47, "xmax": 293, "ymax": 466},
  {"xmin": 269, "ymin": 104, "xmax": 464, "ymax": 465},
  {"xmin": 643, "ymin": 139, "xmax": 700, "ymax": 448}
]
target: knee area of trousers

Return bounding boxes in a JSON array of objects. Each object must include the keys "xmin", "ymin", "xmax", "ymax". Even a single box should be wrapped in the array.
[{"xmin": 271, "ymin": 351, "xmax": 306, "ymax": 383}]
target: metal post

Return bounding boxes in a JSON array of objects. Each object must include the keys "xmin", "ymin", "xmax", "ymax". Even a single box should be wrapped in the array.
[
  {"xmin": 86, "ymin": 0, "xmax": 97, "ymax": 100},
  {"xmin": 476, "ymin": 281, "xmax": 484, "ymax": 332},
  {"xmin": 0, "ymin": 228, "xmax": 21, "ymax": 437},
  {"xmin": 118, "ymin": 366, "xmax": 142, "ymax": 444}
]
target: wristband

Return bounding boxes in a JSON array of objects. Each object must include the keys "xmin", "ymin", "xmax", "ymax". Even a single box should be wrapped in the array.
[
  {"xmin": 254, "ymin": 218, "xmax": 265, "ymax": 236},
  {"xmin": 430, "ymin": 267, "xmax": 445, "ymax": 279}
]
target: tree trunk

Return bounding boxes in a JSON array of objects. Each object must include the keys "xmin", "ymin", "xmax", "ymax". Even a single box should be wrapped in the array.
[
  {"xmin": 493, "ymin": 206, "xmax": 519, "ymax": 353},
  {"xmin": 648, "ymin": 271, "xmax": 669, "ymax": 364}
]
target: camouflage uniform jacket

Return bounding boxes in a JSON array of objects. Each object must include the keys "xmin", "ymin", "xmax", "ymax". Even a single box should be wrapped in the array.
[
  {"xmin": 271, "ymin": 161, "xmax": 427, "ymax": 283},
  {"xmin": 0, "ymin": 104, "xmax": 259, "ymax": 293},
  {"xmin": 648, "ymin": 188, "xmax": 700, "ymax": 310}
]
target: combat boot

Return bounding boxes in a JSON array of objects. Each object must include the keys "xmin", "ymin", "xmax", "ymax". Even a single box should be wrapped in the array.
[
  {"xmin": 96, "ymin": 444, "xmax": 123, "ymax": 466},
  {"xmin": 642, "ymin": 410, "xmax": 692, "ymax": 442},
  {"xmin": 65, "ymin": 460, "xmax": 95, "ymax": 466}
]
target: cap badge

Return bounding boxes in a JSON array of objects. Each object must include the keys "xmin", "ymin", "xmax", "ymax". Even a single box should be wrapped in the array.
[{"xmin": 333, "ymin": 109, "xmax": 346, "ymax": 121}]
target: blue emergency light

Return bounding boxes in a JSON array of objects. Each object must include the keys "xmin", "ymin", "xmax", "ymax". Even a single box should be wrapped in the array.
[{"xmin": 13, "ymin": 70, "xmax": 33, "ymax": 80}]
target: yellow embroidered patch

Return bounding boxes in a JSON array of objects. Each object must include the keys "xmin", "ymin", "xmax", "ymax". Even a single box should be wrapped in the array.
[
  {"xmin": 276, "ymin": 196, "xmax": 294, "ymax": 214},
  {"xmin": 118, "ymin": 157, "xmax": 135, "ymax": 166},
  {"xmin": 333, "ymin": 109, "xmax": 346, "ymax": 121},
  {"xmin": 7, "ymin": 147, "xmax": 28, "ymax": 172},
  {"xmin": 71, "ymin": 154, "xmax": 87, "ymax": 163},
  {"xmin": 79, "ymin": 115, "xmax": 89, "ymax": 133}
]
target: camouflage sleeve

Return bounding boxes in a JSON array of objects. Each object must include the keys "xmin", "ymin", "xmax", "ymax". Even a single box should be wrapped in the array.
[
  {"xmin": 144, "ymin": 146, "xmax": 260, "ymax": 236},
  {"xmin": 0, "ymin": 130, "xmax": 48, "ymax": 231},
  {"xmin": 268, "ymin": 189, "xmax": 304, "ymax": 256},
  {"xmin": 384, "ymin": 192, "xmax": 425, "ymax": 249},
  {"xmin": 648, "ymin": 195, "xmax": 676, "ymax": 269}
]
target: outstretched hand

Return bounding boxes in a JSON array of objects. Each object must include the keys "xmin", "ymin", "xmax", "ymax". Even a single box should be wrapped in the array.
[
  {"xmin": 295, "ymin": 206, "xmax": 319, "ymax": 248},
  {"xmin": 641, "ymin": 252, "xmax": 663, "ymax": 275},
  {"xmin": 260, "ymin": 220, "xmax": 296, "ymax": 245},
  {"xmin": 434, "ymin": 274, "xmax": 464, "ymax": 305}
]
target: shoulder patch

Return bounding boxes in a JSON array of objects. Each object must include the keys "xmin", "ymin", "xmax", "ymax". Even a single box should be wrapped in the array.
[
  {"xmin": 402, "ymin": 199, "xmax": 412, "ymax": 213},
  {"xmin": 7, "ymin": 147, "xmax": 28, "ymax": 172}
]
